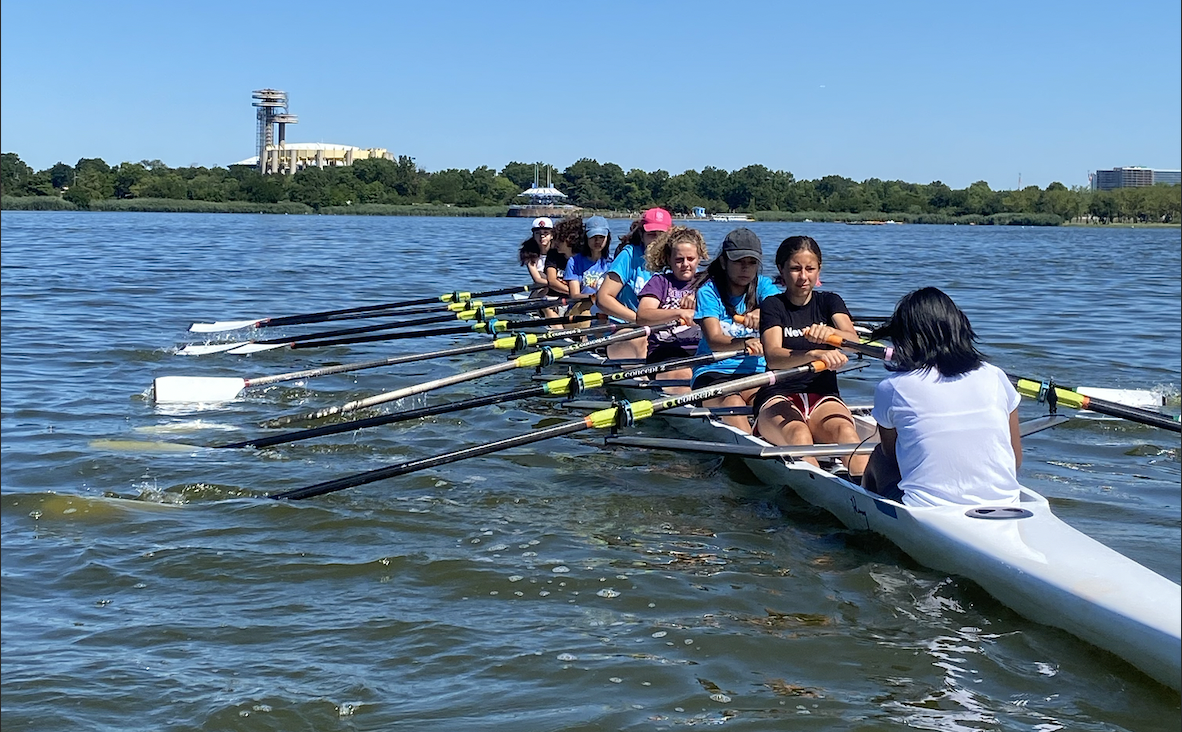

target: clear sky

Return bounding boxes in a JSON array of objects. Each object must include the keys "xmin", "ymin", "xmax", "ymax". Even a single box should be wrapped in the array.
[{"xmin": 2, "ymin": 0, "xmax": 1179, "ymax": 190}]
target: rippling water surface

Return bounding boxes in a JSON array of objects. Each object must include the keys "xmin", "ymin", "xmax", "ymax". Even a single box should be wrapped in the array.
[{"xmin": 2, "ymin": 212, "xmax": 1179, "ymax": 731}]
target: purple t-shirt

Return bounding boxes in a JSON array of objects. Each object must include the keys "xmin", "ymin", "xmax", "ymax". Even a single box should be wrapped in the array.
[{"xmin": 637, "ymin": 273, "xmax": 701, "ymax": 352}]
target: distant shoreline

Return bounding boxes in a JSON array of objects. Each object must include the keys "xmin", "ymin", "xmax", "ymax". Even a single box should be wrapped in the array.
[{"xmin": 2, "ymin": 196, "xmax": 1177, "ymax": 227}]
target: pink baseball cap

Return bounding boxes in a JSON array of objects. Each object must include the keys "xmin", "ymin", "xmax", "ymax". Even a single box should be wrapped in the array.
[
  {"xmin": 531, "ymin": 217, "xmax": 554, "ymax": 230},
  {"xmin": 640, "ymin": 208, "xmax": 672, "ymax": 232}
]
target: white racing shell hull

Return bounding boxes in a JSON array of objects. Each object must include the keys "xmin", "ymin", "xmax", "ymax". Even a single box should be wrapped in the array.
[{"xmin": 680, "ymin": 414, "xmax": 1182, "ymax": 691}]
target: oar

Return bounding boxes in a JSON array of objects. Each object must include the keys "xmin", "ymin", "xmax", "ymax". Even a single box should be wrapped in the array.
[
  {"xmin": 178, "ymin": 299, "xmax": 569, "ymax": 356},
  {"xmin": 825, "ymin": 337, "xmax": 1181, "ymax": 434},
  {"xmin": 287, "ymin": 313, "xmax": 593, "ymax": 350},
  {"xmin": 188, "ymin": 284, "xmax": 533, "ymax": 332},
  {"xmin": 216, "ymin": 350, "xmax": 743, "ymax": 449},
  {"xmin": 1008, "ymin": 377, "xmax": 1179, "ymax": 433},
  {"xmin": 269, "ymin": 360, "xmax": 830, "ymax": 500},
  {"xmin": 154, "ymin": 322, "xmax": 625, "ymax": 404},
  {"xmin": 263, "ymin": 321, "xmax": 681, "ymax": 427}
]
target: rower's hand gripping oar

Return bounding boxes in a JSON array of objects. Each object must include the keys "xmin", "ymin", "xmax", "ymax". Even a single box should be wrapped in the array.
[
  {"xmin": 822, "ymin": 336, "xmax": 1181, "ymax": 434},
  {"xmin": 188, "ymin": 284, "xmax": 533, "ymax": 333},
  {"xmin": 263, "ymin": 320, "xmax": 683, "ymax": 427},
  {"xmin": 216, "ymin": 350, "xmax": 744, "ymax": 449},
  {"xmin": 269, "ymin": 359, "xmax": 830, "ymax": 500},
  {"xmin": 177, "ymin": 298, "xmax": 573, "ymax": 356},
  {"xmin": 153, "ymin": 321, "xmax": 624, "ymax": 404}
]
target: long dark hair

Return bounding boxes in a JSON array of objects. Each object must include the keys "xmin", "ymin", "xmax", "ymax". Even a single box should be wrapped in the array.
[
  {"xmin": 870, "ymin": 287, "xmax": 985, "ymax": 376},
  {"xmin": 613, "ymin": 218, "xmax": 645, "ymax": 257},
  {"xmin": 518, "ymin": 236, "xmax": 541, "ymax": 266},
  {"xmin": 693, "ymin": 253, "xmax": 761, "ymax": 318},
  {"xmin": 574, "ymin": 230, "xmax": 611, "ymax": 258}
]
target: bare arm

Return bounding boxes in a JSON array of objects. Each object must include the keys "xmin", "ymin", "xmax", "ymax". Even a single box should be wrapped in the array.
[
  {"xmin": 1009, "ymin": 408, "xmax": 1023, "ymax": 470},
  {"xmin": 564, "ymin": 274, "xmax": 582, "ymax": 298},
  {"xmin": 526, "ymin": 261, "xmax": 547, "ymax": 287},
  {"xmin": 701, "ymin": 317, "xmax": 761, "ymax": 356},
  {"xmin": 636, "ymin": 294, "xmax": 694, "ymax": 327},
  {"xmin": 763, "ymin": 322, "xmax": 848, "ymax": 371},
  {"xmin": 595, "ymin": 273, "xmax": 635, "ymax": 323},
  {"xmin": 545, "ymin": 265, "xmax": 570, "ymax": 295}
]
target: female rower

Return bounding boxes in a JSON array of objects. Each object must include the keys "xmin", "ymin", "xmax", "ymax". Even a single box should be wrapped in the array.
[
  {"xmin": 563, "ymin": 215, "xmax": 613, "ymax": 323},
  {"xmin": 635, "ymin": 225, "xmax": 707, "ymax": 393},
  {"xmin": 690, "ymin": 228, "xmax": 779, "ymax": 432},
  {"xmin": 753, "ymin": 235, "xmax": 866, "ymax": 476},
  {"xmin": 854, "ymin": 287, "xmax": 1022, "ymax": 506},
  {"xmin": 543, "ymin": 216, "xmax": 579, "ymax": 326},
  {"xmin": 518, "ymin": 216, "xmax": 554, "ymax": 293},
  {"xmin": 596, "ymin": 207, "xmax": 673, "ymax": 360}
]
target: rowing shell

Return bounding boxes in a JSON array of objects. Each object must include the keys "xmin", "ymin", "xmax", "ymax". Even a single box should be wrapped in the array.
[{"xmin": 608, "ymin": 393, "xmax": 1181, "ymax": 691}]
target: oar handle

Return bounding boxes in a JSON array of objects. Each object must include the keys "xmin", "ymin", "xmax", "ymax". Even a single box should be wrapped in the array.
[{"xmin": 822, "ymin": 334, "xmax": 890, "ymax": 360}]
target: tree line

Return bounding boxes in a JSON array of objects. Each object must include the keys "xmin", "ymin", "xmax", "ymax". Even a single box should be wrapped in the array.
[{"xmin": 2, "ymin": 152, "xmax": 1178, "ymax": 225}]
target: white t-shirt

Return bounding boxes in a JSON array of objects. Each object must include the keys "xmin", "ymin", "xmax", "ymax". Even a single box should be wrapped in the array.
[{"xmin": 871, "ymin": 362, "xmax": 1022, "ymax": 507}]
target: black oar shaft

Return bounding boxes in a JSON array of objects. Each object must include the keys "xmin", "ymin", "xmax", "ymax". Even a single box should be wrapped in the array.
[
  {"xmin": 265, "ymin": 324, "xmax": 662, "ymax": 427},
  {"xmin": 269, "ymin": 361, "xmax": 821, "ymax": 500},
  {"xmin": 833, "ymin": 337, "xmax": 1179, "ymax": 434},
  {"xmin": 1082, "ymin": 396, "xmax": 1180, "ymax": 432},
  {"xmin": 272, "ymin": 419, "xmax": 591, "ymax": 500},
  {"xmin": 219, "ymin": 385, "xmax": 548, "ymax": 449},
  {"xmin": 291, "ymin": 314, "xmax": 592, "ymax": 349},
  {"xmin": 259, "ymin": 285, "xmax": 531, "ymax": 328},
  {"xmin": 229, "ymin": 349, "xmax": 737, "ymax": 449},
  {"xmin": 251, "ymin": 299, "xmax": 558, "ymax": 346},
  {"xmin": 246, "ymin": 341, "xmax": 522, "ymax": 388}
]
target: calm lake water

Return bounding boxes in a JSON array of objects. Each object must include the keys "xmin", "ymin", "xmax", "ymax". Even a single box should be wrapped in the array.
[{"xmin": 2, "ymin": 212, "xmax": 1179, "ymax": 731}]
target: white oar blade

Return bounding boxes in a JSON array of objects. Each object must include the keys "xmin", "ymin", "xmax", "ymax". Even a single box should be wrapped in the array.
[
  {"xmin": 1076, "ymin": 387, "xmax": 1163, "ymax": 409},
  {"xmin": 226, "ymin": 342, "xmax": 290, "ymax": 355},
  {"xmin": 188, "ymin": 319, "xmax": 261, "ymax": 333},
  {"xmin": 176, "ymin": 342, "xmax": 248, "ymax": 356},
  {"xmin": 153, "ymin": 376, "xmax": 247, "ymax": 404}
]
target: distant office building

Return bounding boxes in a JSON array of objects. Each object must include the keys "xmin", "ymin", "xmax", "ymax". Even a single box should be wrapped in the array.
[
  {"xmin": 1091, "ymin": 166, "xmax": 1181, "ymax": 190},
  {"xmin": 1154, "ymin": 169, "xmax": 1182, "ymax": 186}
]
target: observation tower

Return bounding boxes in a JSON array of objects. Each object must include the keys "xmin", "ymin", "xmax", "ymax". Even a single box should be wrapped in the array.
[{"xmin": 252, "ymin": 89, "xmax": 298, "ymax": 174}]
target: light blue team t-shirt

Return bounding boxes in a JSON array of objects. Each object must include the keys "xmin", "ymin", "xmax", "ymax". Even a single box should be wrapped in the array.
[
  {"xmin": 563, "ymin": 254, "xmax": 613, "ymax": 314},
  {"xmin": 691, "ymin": 275, "xmax": 780, "ymax": 383},
  {"xmin": 605, "ymin": 245, "xmax": 652, "ymax": 314}
]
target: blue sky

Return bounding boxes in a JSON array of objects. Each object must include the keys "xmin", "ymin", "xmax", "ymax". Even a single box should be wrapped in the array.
[{"xmin": 2, "ymin": 0, "xmax": 1179, "ymax": 190}]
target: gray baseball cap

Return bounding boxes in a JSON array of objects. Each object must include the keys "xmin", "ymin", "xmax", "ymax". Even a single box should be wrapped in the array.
[{"xmin": 720, "ymin": 228, "xmax": 762, "ymax": 263}]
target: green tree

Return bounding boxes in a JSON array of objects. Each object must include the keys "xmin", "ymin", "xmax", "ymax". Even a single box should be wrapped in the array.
[
  {"xmin": 500, "ymin": 161, "xmax": 551, "ymax": 191},
  {"xmin": 187, "ymin": 173, "xmax": 227, "ymax": 202},
  {"xmin": 48, "ymin": 162, "xmax": 74, "ymax": 190},
  {"xmin": 112, "ymin": 162, "xmax": 147, "ymax": 198},
  {"xmin": 962, "ymin": 180, "xmax": 999, "ymax": 215},
  {"xmin": 1038, "ymin": 182, "xmax": 1078, "ymax": 221},
  {"xmin": 1002, "ymin": 186, "xmax": 1041, "ymax": 214},
  {"xmin": 1, "ymin": 153, "xmax": 36, "ymax": 196},
  {"xmin": 698, "ymin": 167, "xmax": 731, "ymax": 209},
  {"xmin": 424, "ymin": 168, "xmax": 466, "ymax": 204}
]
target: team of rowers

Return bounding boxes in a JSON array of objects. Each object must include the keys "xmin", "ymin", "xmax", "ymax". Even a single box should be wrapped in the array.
[{"xmin": 517, "ymin": 210, "xmax": 1025, "ymax": 508}]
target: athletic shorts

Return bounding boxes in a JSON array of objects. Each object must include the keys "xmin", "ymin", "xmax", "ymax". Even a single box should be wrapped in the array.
[
  {"xmin": 646, "ymin": 343, "xmax": 696, "ymax": 365},
  {"xmin": 753, "ymin": 389, "xmax": 842, "ymax": 421}
]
